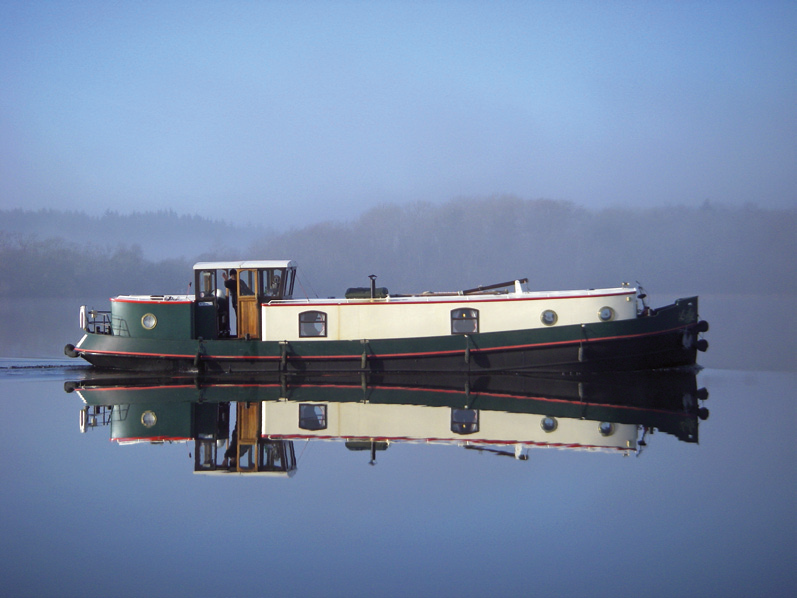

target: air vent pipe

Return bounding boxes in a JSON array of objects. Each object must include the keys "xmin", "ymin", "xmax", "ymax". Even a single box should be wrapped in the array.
[{"xmin": 369, "ymin": 274, "xmax": 377, "ymax": 299}]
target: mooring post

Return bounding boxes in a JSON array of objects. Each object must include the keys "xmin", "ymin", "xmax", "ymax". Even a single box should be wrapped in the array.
[
  {"xmin": 280, "ymin": 340, "xmax": 289, "ymax": 372},
  {"xmin": 361, "ymin": 339, "xmax": 369, "ymax": 370}
]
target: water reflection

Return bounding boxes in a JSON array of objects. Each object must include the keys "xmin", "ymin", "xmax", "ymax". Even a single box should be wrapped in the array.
[{"xmin": 65, "ymin": 371, "xmax": 708, "ymax": 475}]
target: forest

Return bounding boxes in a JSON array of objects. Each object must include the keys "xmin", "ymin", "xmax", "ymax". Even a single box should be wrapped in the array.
[{"xmin": 1, "ymin": 198, "xmax": 794, "ymax": 300}]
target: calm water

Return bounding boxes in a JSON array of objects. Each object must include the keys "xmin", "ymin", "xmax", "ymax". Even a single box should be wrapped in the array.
[
  {"xmin": 0, "ymin": 360, "xmax": 794, "ymax": 598},
  {"xmin": 0, "ymin": 293, "xmax": 795, "ymax": 597}
]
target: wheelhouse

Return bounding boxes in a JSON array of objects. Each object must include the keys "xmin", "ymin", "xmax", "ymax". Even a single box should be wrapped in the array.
[{"xmin": 193, "ymin": 260, "xmax": 297, "ymax": 340}]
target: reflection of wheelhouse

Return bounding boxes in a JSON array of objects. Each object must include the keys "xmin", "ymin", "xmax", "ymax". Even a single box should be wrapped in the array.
[{"xmin": 194, "ymin": 402, "xmax": 297, "ymax": 477}]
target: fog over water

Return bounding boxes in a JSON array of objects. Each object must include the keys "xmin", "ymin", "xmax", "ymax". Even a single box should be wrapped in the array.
[{"xmin": 1, "ymin": 200, "xmax": 795, "ymax": 598}]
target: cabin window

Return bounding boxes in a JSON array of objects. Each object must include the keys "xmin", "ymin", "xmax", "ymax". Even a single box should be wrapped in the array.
[
  {"xmin": 451, "ymin": 308, "xmax": 479, "ymax": 334},
  {"xmin": 299, "ymin": 311, "xmax": 327, "ymax": 337},
  {"xmin": 451, "ymin": 408, "xmax": 479, "ymax": 435},
  {"xmin": 299, "ymin": 404, "xmax": 327, "ymax": 431}
]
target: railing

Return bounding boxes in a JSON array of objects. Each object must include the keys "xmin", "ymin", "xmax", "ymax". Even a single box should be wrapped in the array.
[
  {"xmin": 79, "ymin": 306, "xmax": 112, "ymax": 334},
  {"xmin": 79, "ymin": 405, "xmax": 130, "ymax": 433},
  {"xmin": 79, "ymin": 405, "xmax": 112, "ymax": 432}
]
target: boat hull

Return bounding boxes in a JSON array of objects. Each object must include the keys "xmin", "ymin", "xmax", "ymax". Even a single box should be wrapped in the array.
[
  {"xmin": 70, "ymin": 297, "xmax": 705, "ymax": 374},
  {"xmin": 67, "ymin": 370, "xmax": 705, "ymax": 445}
]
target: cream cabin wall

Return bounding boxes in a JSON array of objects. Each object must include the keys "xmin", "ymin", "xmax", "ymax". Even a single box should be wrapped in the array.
[
  {"xmin": 261, "ymin": 402, "xmax": 637, "ymax": 449},
  {"xmin": 261, "ymin": 292, "xmax": 636, "ymax": 342},
  {"xmin": 263, "ymin": 402, "xmax": 447, "ymax": 439}
]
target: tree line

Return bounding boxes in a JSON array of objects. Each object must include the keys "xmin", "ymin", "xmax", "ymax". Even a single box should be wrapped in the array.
[
  {"xmin": 1, "ymin": 198, "xmax": 794, "ymax": 299},
  {"xmin": 0, "ymin": 233, "xmax": 190, "ymax": 298},
  {"xmin": 252, "ymin": 197, "xmax": 796, "ymax": 298}
]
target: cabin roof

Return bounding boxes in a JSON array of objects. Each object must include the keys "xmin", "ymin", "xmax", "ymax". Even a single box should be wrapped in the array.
[{"xmin": 193, "ymin": 260, "xmax": 296, "ymax": 271}]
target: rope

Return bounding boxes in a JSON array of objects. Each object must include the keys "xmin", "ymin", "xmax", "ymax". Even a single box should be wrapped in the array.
[
  {"xmin": 297, "ymin": 272, "xmax": 319, "ymax": 299},
  {"xmin": 296, "ymin": 438, "xmax": 312, "ymax": 464}
]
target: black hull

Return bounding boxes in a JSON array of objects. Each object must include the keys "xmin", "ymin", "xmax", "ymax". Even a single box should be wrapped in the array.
[{"xmin": 67, "ymin": 369, "xmax": 707, "ymax": 445}]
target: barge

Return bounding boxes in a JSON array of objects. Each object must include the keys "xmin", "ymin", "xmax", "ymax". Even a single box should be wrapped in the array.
[{"xmin": 64, "ymin": 260, "xmax": 708, "ymax": 374}]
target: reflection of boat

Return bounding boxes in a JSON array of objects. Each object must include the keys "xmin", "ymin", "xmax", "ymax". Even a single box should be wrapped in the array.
[
  {"xmin": 66, "ymin": 371, "xmax": 708, "ymax": 475},
  {"xmin": 64, "ymin": 260, "xmax": 709, "ymax": 374}
]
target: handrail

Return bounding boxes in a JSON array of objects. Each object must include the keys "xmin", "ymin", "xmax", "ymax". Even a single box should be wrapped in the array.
[{"xmin": 461, "ymin": 278, "xmax": 528, "ymax": 295}]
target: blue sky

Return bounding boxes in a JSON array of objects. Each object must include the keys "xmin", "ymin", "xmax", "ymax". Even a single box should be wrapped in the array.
[{"xmin": 1, "ymin": 1, "xmax": 794, "ymax": 226}]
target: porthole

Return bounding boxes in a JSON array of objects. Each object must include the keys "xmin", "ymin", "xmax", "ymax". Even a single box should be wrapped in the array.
[
  {"xmin": 141, "ymin": 313, "xmax": 158, "ymax": 330},
  {"xmin": 598, "ymin": 422, "xmax": 615, "ymax": 437},
  {"xmin": 541, "ymin": 310, "xmax": 558, "ymax": 326},
  {"xmin": 540, "ymin": 416, "xmax": 558, "ymax": 432},
  {"xmin": 141, "ymin": 410, "xmax": 157, "ymax": 428},
  {"xmin": 598, "ymin": 306, "xmax": 615, "ymax": 322}
]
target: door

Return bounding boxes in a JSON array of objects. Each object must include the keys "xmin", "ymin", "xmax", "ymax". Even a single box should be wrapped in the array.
[
  {"xmin": 236, "ymin": 402, "xmax": 262, "ymax": 471},
  {"xmin": 237, "ymin": 269, "xmax": 260, "ymax": 339}
]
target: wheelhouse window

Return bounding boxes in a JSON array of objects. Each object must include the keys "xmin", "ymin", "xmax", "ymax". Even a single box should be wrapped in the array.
[
  {"xmin": 299, "ymin": 404, "xmax": 327, "ymax": 431},
  {"xmin": 261, "ymin": 268, "xmax": 286, "ymax": 299},
  {"xmin": 299, "ymin": 311, "xmax": 327, "ymax": 337},
  {"xmin": 238, "ymin": 269, "xmax": 256, "ymax": 297},
  {"xmin": 197, "ymin": 270, "xmax": 217, "ymax": 300},
  {"xmin": 451, "ymin": 308, "xmax": 479, "ymax": 334}
]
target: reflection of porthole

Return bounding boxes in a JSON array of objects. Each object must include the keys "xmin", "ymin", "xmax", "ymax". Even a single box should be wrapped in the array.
[
  {"xmin": 141, "ymin": 313, "xmax": 158, "ymax": 329},
  {"xmin": 598, "ymin": 422, "xmax": 615, "ymax": 436},
  {"xmin": 598, "ymin": 306, "xmax": 615, "ymax": 322},
  {"xmin": 540, "ymin": 417, "xmax": 558, "ymax": 432},
  {"xmin": 141, "ymin": 411, "xmax": 157, "ymax": 428},
  {"xmin": 541, "ymin": 310, "xmax": 558, "ymax": 326}
]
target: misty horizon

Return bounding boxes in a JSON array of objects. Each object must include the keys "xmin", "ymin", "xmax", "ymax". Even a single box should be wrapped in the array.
[{"xmin": 2, "ymin": 3, "xmax": 794, "ymax": 226}]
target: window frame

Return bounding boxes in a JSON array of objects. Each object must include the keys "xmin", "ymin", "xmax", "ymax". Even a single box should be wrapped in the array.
[
  {"xmin": 451, "ymin": 408, "xmax": 480, "ymax": 435},
  {"xmin": 299, "ymin": 310, "xmax": 328, "ymax": 338},
  {"xmin": 298, "ymin": 404, "xmax": 328, "ymax": 431}
]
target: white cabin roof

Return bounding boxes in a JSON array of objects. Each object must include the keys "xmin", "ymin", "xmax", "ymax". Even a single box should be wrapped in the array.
[{"xmin": 193, "ymin": 260, "xmax": 296, "ymax": 271}]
